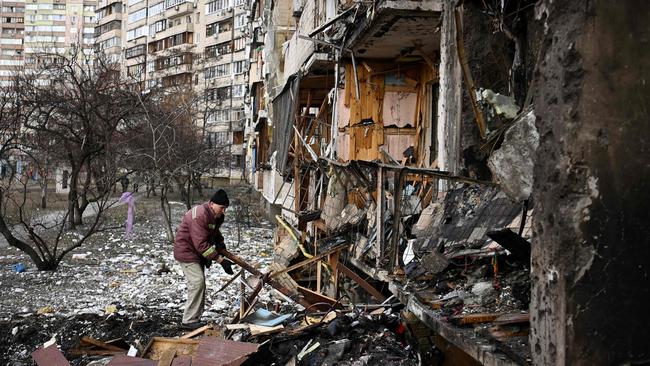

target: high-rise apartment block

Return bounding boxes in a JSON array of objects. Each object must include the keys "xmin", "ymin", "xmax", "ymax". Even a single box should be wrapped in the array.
[
  {"xmin": 0, "ymin": 0, "xmax": 25, "ymax": 86},
  {"xmin": 1, "ymin": 0, "xmax": 97, "ymax": 85},
  {"xmin": 1, "ymin": 0, "xmax": 251, "ymax": 178},
  {"xmin": 97, "ymin": 0, "xmax": 250, "ymax": 178}
]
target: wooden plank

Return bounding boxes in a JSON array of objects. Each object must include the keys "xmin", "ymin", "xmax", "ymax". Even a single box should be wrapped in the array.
[
  {"xmin": 454, "ymin": 7, "xmax": 486, "ymax": 139},
  {"xmin": 493, "ymin": 312, "xmax": 529, "ymax": 325},
  {"xmin": 180, "ymin": 324, "xmax": 213, "ymax": 339},
  {"xmin": 240, "ymin": 272, "xmax": 246, "ymax": 318},
  {"xmin": 218, "ymin": 249, "xmax": 312, "ymax": 309},
  {"xmin": 329, "ymin": 250, "xmax": 340, "ymax": 298},
  {"xmin": 249, "ymin": 324, "xmax": 284, "ymax": 336},
  {"xmin": 157, "ymin": 349, "xmax": 176, "ymax": 366},
  {"xmin": 488, "ymin": 325, "xmax": 529, "ymax": 340},
  {"xmin": 316, "ymin": 260, "xmax": 322, "ymax": 293},
  {"xmin": 225, "ymin": 324, "xmax": 250, "ymax": 330},
  {"xmin": 337, "ymin": 262, "xmax": 386, "ymax": 302},
  {"xmin": 296, "ymin": 286, "xmax": 341, "ymax": 311},
  {"xmin": 448, "ymin": 312, "xmax": 501, "ymax": 326},
  {"xmin": 80, "ymin": 336, "xmax": 127, "ymax": 352},
  {"xmin": 69, "ymin": 350, "xmax": 125, "ymax": 357}
]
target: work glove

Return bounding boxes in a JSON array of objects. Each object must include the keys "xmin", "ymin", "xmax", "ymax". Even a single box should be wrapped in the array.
[
  {"xmin": 209, "ymin": 238, "xmax": 227, "ymax": 251},
  {"xmin": 220, "ymin": 259, "xmax": 234, "ymax": 275},
  {"xmin": 200, "ymin": 256, "xmax": 212, "ymax": 269}
]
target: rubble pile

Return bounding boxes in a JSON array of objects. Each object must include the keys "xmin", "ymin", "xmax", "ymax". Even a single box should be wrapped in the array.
[
  {"xmin": 239, "ymin": 306, "xmax": 419, "ymax": 366},
  {"xmin": 0, "ymin": 196, "xmax": 283, "ymax": 365}
]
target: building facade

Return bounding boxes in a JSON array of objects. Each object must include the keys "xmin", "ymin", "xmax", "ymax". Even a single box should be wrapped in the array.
[
  {"xmin": 0, "ymin": 0, "xmax": 25, "ymax": 86},
  {"xmin": 0, "ymin": 0, "xmax": 251, "ymax": 179},
  {"xmin": 114, "ymin": 0, "xmax": 250, "ymax": 179}
]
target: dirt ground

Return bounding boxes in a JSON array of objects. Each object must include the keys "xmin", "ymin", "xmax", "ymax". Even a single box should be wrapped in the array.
[{"xmin": 0, "ymin": 187, "xmax": 280, "ymax": 365}]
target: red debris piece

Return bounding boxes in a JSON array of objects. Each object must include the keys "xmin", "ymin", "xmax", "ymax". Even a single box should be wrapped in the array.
[
  {"xmin": 192, "ymin": 338, "xmax": 260, "ymax": 366},
  {"xmin": 106, "ymin": 354, "xmax": 158, "ymax": 365},
  {"xmin": 32, "ymin": 345, "xmax": 70, "ymax": 366},
  {"xmin": 172, "ymin": 355, "xmax": 193, "ymax": 366}
]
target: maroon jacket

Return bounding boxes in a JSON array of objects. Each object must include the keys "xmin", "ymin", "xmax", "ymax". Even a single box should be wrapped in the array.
[{"xmin": 173, "ymin": 203, "xmax": 225, "ymax": 263}]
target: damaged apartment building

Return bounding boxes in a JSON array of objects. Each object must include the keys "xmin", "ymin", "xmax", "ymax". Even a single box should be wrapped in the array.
[{"xmin": 242, "ymin": 0, "xmax": 649, "ymax": 365}]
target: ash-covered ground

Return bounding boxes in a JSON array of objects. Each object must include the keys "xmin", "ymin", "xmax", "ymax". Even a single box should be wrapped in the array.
[{"xmin": 0, "ymin": 192, "xmax": 281, "ymax": 365}]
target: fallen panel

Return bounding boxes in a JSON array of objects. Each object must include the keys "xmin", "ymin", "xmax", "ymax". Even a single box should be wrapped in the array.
[
  {"xmin": 192, "ymin": 337, "xmax": 260, "ymax": 366},
  {"xmin": 32, "ymin": 345, "xmax": 70, "ymax": 366}
]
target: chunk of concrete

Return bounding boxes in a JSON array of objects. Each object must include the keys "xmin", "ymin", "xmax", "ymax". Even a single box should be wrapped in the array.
[
  {"xmin": 488, "ymin": 109, "xmax": 539, "ymax": 201},
  {"xmin": 481, "ymin": 89, "xmax": 520, "ymax": 119}
]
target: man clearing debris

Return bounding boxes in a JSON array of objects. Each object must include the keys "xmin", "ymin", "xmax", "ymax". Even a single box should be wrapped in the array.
[{"xmin": 173, "ymin": 189, "xmax": 235, "ymax": 330}]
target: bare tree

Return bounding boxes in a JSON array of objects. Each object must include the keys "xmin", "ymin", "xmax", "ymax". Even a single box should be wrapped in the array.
[
  {"xmin": 127, "ymin": 88, "xmax": 229, "ymax": 243},
  {"xmin": 0, "ymin": 48, "xmax": 146, "ymax": 270},
  {"xmin": 17, "ymin": 47, "xmax": 146, "ymax": 228}
]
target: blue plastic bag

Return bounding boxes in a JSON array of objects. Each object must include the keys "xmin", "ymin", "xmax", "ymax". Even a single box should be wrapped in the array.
[{"xmin": 12, "ymin": 263, "xmax": 25, "ymax": 273}]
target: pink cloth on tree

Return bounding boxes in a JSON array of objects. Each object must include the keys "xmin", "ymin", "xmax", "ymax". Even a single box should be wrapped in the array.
[{"xmin": 119, "ymin": 192, "xmax": 136, "ymax": 237}]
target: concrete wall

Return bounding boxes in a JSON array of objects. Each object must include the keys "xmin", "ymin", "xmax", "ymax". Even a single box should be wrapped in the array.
[
  {"xmin": 531, "ymin": 1, "xmax": 650, "ymax": 364},
  {"xmin": 282, "ymin": 0, "xmax": 315, "ymax": 80},
  {"xmin": 436, "ymin": 2, "xmax": 462, "ymax": 177}
]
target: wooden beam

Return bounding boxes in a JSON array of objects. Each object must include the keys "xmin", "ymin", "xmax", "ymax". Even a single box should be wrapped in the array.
[
  {"xmin": 218, "ymin": 249, "xmax": 312, "ymax": 309},
  {"xmin": 269, "ymin": 244, "xmax": 348, "ymax": 278},
  {"xmin": 449, "ymin": 312, "xmax": 501, "ymax": 326},
  {"xmin": 297, "ymin": 286, "xmax": 341, "ymax": 311},
  {"xmin": 337, "ymin": 262, "xmax": 386, "ymax": 302},
  {"xmin": 329, "ymin": 250, "xmax": 340, "ymax": 299},
  {"xmin": 250, "ymin": 324, "xmax": 284, "ymax": 336},
  {"xmin": 80, "ymin": 337, "xmax": 127, "ymax": 352},
  {"xmin": 454, "ymin": 7, "xmax": 486, "ymax": 139},
  {"xmin": 180, "ymin": 325, "xmax": 213, "ymax": 339}
]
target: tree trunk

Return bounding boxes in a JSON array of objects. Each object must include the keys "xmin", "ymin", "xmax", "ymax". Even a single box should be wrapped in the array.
[
  {"xmin": 0, "ymin": 188, "xmax": 57, "ymax": 271},
  {"xmin": 160, "ymin": 186, "xmax": 175, "ymax": 244},
  {"xmin": 67, "ymin": 168, "xmax": 79, "ymax": 229},
  {"xmin": 41, "ymin": 182, "xmax": 47, "ymax": 209},
  {"xmin": 186, "ymin": 174, "xmax": 192, "ymax": 208},
  {"xmin": 76, "ymin": 164, "xmax": 93, "ymax": 226}
]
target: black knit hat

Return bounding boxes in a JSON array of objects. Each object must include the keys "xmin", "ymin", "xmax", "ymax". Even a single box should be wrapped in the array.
[{"xmin": 210, "ymin": 189, "xmax": 229, "ymax": 206}]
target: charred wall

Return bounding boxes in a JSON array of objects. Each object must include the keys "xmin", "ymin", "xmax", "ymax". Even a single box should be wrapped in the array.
[{"xmin": 531, "ymin": 0, "xmax": 650, "ymax": 364}]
